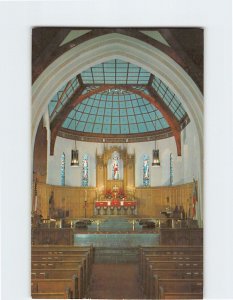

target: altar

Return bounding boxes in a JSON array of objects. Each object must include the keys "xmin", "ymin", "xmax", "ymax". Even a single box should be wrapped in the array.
[
  {"xmin": 95, "ymin": 146, "xmax": 136, "ymax": 216},
  {"xmin": 95, "ymin": 199, "xmax": 137, "ymax": 216}
]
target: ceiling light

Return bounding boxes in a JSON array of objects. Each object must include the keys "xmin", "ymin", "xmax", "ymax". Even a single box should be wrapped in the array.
[
  {"xmin": 152, "ymin": 140, "xmax": 160, "ymax": 167},
  {"xmin": 71, "ymin": 140, "xmax": 79, "ymax": 167}
]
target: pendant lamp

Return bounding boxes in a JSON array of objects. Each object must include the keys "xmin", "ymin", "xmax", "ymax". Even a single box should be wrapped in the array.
[
  {"xmin": 152, "ymin": 140, "xmax": 160, "ymax": 166},
  {"xmin": 71, "ymin": 140, "xmax": 79, "ymax": 166}
]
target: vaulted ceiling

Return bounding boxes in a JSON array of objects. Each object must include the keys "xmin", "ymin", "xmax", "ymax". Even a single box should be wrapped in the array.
[{"xmin": 32, "ymin": 28, "xmax": 203, "ymax": 156}]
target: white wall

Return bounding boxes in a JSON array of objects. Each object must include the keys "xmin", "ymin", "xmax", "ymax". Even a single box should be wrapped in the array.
[
  {"xmin": 47, "ymin": 137, "xmax": 97, "ymax": 187},
  {"xmin": 47, "ymin": 123, "xmax": 199, "ymax": 188}
]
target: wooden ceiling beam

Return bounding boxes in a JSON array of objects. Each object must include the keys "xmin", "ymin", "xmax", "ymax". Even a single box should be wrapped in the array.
[
  {"xmin": 32, "ymin": 28, "xmax": 72, "ymax": 83},
  {"xmin": 147, "ymin": 86, "xmax": 181, "ymax": 156},
  {"xmin": 32, "ymin": 28, "xmax": 202, "ymax": 91},
  {"xmin": 50, "ymin": 84, "xmax": 182, "ymax": 156},
  {"xmin": 50, "ymin": 85, "xmax": 85, "ymax": 155},
  {"xmin": 158, "ymin": 29, "xmax": 203, "ymax": 91}
]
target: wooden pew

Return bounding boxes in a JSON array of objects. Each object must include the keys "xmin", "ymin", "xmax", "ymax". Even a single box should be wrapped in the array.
[
  {"xmin": 32, "ymin": 245, "xmax": 94, "ymax": 263},
  {"xmin": 31, "ymin": 269, "xmax": 84, "ymax": 298},
  {"xmin": 142, "ymin": 258, "xmax": 202, "ymax": 289},
  {"xmin": 32, "ymin": 247, "xmax": 93, "ymax": 283},
  {"xmin": 142, "ymin": 254, "xmax": 203, "ymax": 288},
  {"xmin": 159, "ymin": 286, "xmax": 203, "ymax": 299},
  {"xmin": 31, "ymin": 261, "xmax": 84, "ymax": 298},
  {"xmin": 31, "ymin": 254, "xmax": 89, "ymax": 288},
  {"xmin": 154, "ymin": 276, "xmax": 203, "ymax": 299},
  {"xmin": 32, "ymin": 289, "xmax": 71, "ymax": 299},
  {"xmin": 143, "ymin": 261, "xmax": 203, "ymax": 298},
  {"xmin": 139, "ymin": 246, "xmax": 203, "ymax": 277},
  {"xmin": 146, "ymin": 266, "xmax": 203, "ymax": 298},
  {"xmin": 140, "ymin": 246, "xmax": 203, "ymax": 299},
  {"xmin": 32, "ymin": 245, "xmax": 93, "ymax": 275},
  {"xmin": 31, "ymin": 275, "xmax": 78, "ymax": 299}
]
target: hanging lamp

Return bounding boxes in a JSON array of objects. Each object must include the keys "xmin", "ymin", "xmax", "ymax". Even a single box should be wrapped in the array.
[
  {"xmin": 152, "ymin": 140, "xmax": 160, "ymax": 166},
  {"xmin": 71, "ymin": 140, "xmax": 79, "ymax": 166}
]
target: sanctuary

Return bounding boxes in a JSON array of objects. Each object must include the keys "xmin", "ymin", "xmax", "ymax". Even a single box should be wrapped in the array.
[{"xmin": 31, "ymin": 27, "xmax": 203, "ymax": 299}]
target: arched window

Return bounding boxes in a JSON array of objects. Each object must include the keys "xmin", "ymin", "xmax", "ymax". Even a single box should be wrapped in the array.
[
  {"xmin": 112, "ymin": 152, "xmax": 120, "ymax": 180},
  {"xmin": 82, "ymin": 154, "xmax": 89, "ymax": 186},
  {"xmin": 61, "ymin": 152, "xmax": 65, "ymax": 186},
  {"xmin": 143, "ymin": 155, "xmax": 150, "ymax": 186}
]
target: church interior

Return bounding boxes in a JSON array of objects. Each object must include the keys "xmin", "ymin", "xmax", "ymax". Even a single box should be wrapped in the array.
[{"xmin": 31, "ymin": 27, "xmax": 204, "ymax": 299}]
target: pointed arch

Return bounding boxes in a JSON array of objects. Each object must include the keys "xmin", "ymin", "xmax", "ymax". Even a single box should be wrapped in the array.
[{"xmin": 32, "ymin": 33, "xmax": 203, "ymax": 223}]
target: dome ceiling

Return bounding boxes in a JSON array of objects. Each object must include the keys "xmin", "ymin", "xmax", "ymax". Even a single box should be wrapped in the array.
[{"xmin": 49, "ymin": 59, "xmax": 189, "ymax": 147}]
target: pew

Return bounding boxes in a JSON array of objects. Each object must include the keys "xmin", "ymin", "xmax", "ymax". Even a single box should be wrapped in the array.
[
  {"xmin": 31, "ymin": 275, "xmax": 78, "ymax": 299},
  {"xmin": 143, "ymin": 261, "xmax": 203, "ymax": 298},
  {"xmin": 32, "ymin": 246, "xmax": 93, "ymax": 282},
  {"xmin": 31, "ymin": 254, "xmax": 89, "ymax": 286},
  {"xmin": 146, "ymin": 266, "xmax": 203, "ymax": 298},
  {"xmin": 32, "ymin": 268, "xmax": 84, "ymax": 298},
  {"xmin": 32, "ymin": 245, "xmax": 93, "ymax": 259},
  {"xmin": 31, "ymin": 245, "xmax": 94, "ymax": 298},
  {"xmin": 31, "ymin": 261, "xmax": 84, "ymax": 298},
  {"xmin": 142, "ymin": 254, "xmax": 203, "ymax": 287},
  {"xmin": 140, "ymin": 245, "xmax": 203, "ymax": 299},
  {"xmin": 154, "ymin": 276, "xmax": 203, "ymax": 299},
  {"xmin": 139, "ymin": 246, "xmax": 203, "ymax": 281},
  {"xmin": 32, "ymin": 245, "xmax": 94, "ymax": 268},
  {"xmin": 159, "ymin": 286, "xmax": 203, "ymax": 299},
  {"xmin": 32, "ymin": 290, "xmax": 71, "ymax": 299}
]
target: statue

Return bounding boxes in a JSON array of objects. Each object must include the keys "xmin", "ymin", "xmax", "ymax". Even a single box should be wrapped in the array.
[{"xmin": 113, "ymin": 159, "xmax": 119, "ymax": 179}]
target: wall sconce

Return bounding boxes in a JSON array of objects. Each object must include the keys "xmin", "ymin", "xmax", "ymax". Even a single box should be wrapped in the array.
[
  {"xmin": 152, "ymin": 141, "xmax": 160, "ymax": 166},
  {"xmin": 71, "ymin": 140, "xmax": 79, "ymax": 166}
]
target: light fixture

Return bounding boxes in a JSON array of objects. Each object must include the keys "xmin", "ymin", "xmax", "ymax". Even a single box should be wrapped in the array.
[
  {"xmin": 71, "ymin": 140, "xmax": 79, "ymax": 166},
  {"xmin": 152, "ymin": 140, "xmax": 160, "ymax": 166}
]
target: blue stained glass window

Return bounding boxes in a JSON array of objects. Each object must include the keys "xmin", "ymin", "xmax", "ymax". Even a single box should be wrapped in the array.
[
  {"xmin": 82, "ymin": 154, "xmax": 89, "ymax": 187},
  {"xmin": 143, "ymin": 155, "xmax": 150, "ymax": 186},
  {"xmin": 61, "ymin": 152, "xmax": 65, "ymax": 186},
  {"xmin": 170, "ymin": 153, "xmax": 173, "ymax": 185}
]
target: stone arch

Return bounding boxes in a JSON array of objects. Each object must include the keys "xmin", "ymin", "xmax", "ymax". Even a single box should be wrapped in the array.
[{"xmin": 32, "ymin": 33, "xmax": 203, "ymax": 223}]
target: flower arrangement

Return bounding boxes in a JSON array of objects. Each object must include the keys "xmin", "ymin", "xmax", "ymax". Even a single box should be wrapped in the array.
[
  {"xmin": 104, "ymin": 189, "xmax": 113, "ymax": 199},
  {"xmin": 117, "ymin": 188, "xmax": 126, "ymax": 199}
]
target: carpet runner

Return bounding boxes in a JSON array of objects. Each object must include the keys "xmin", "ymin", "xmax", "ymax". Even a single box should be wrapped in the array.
[{"xmin": 88, "ymin": 263, "xmax": 143, "ymax": 299}]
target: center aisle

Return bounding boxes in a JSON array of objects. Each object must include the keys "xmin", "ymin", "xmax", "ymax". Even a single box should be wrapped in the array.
[{"xmin": 88, "ymin": 263, "xmax": 144, "ymax": 299}]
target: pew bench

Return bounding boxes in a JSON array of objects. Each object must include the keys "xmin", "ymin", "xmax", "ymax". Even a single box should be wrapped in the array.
[
  {"xmin": 32, "ymin": 290, "xmax": 71, "ymax": 299},
  {"xmin": 31, "ymin": 268, "xmax": 85, "ymax": 298},
  {"xmin": 142, "ymin": 259, "xmax": 203, "ymax": 287},
  {"xmin": 159, "ymin": 286, "xmax": 203, "ymax": 299},
  {"xmin": 31, "ymin": 261, "xmax": 85, "ymax": 298},
  {"xmin": 31, "ymin": 254, "xmax": 89, "ymax": 285},
  {"xmin": 146, "ymin": 267, "xmax": 203, "ymax": 298},
  {"xmin": 32, "ymin": 245, "xmax": 94, "ymax": 263},
  {"xmin": 32, "ymin": 249, "xmax": 93, "ymax": 276},
  {"xmin": 141, "ymin": 254, "xmax": 203, "ymax": 282},
  {"xmin": 153, "ymin": 276, "xmax": 203, "ymax": 299},
  {"xmin": 143, "ymin": 261, "xmax": 203, "ymax": 298},
  {"xmin": 31, "ymin": 276, "xmax": 78, "ymax": 299},
  {"xmin": 139, "ymin": 246, "xmax": 203, "ymax": 275}
]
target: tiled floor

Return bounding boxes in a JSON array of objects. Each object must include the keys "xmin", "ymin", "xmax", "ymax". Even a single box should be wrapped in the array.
[{"xmin": 88, "ymin": 263, "xmax": 143, "ymax": 299}]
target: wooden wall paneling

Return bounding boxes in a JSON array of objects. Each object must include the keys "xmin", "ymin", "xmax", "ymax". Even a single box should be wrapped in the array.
[{"xmin": 34, "ymin": 182, "xmax": 196, "ymax": 219}]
